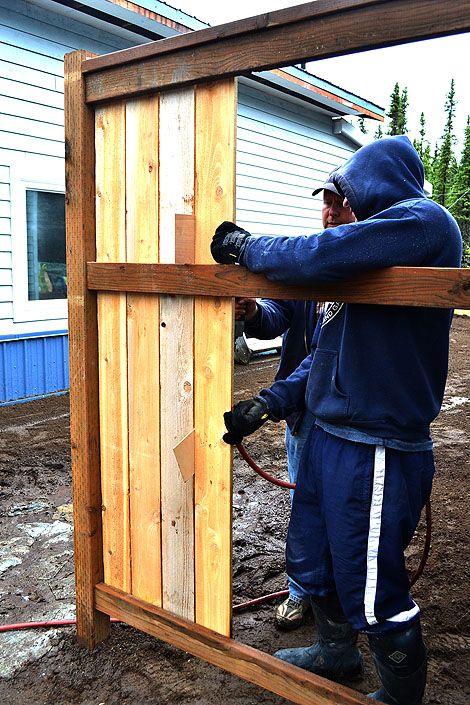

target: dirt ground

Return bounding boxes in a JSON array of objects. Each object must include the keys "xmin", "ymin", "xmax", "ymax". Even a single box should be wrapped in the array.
[{"xmin": 0, "ymin": 315, "xmax": 469, "ymax": 705}]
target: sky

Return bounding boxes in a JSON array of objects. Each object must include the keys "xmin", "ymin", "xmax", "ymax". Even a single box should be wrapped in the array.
[{"xmin": 172, "ymin": 0, "xmax": 470, "ymax": 154}]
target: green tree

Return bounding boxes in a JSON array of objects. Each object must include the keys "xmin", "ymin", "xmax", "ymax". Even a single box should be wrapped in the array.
[
  {"xmin": 450, "ymin": 116, "xmax": 470, "ymax": 266},
  {"xmin": 450, "ymin": 116, "xmax": 470, "ymax": 218},
  {"xmin": 358, "ymin": 116, "xmax": 367, "ymax": 134},
  {"xmin": 413, "ymin": 112, "xmax": 432, "ymax": 179},
  {"xmin": 397, "ymin": 87, "xmax": 408, "ymax": 134},
  {"xmin": 387, "ymin": 83, "xmax": 408, "ymax": 135},
  {"xmin": 432, "ymin": 79, "xmax": 457, "ymax": 207},
  {"xmin": 374, "ymin": 124, "xmax": 384, "ymax": 140},
  {"xmin": 387, "ymin": 82, "xmax": 402, "ymax": 135}
]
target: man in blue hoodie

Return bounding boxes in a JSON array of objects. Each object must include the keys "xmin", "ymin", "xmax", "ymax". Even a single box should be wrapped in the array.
[
  {"xmin": 237, "ymin": 175, "xmax": 355, "ymax": 630},
  {"xmin": 211, "ymin": 136, "xmax": 462, "ymax": 705}
]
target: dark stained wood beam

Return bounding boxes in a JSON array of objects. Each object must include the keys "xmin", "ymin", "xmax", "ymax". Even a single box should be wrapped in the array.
[
  {"xmin": 87, "ymin": 263, "xmax": 470, "ymax": 309},
  {"xmin": 64, "ymin": 51, "xmax": 110, "ymax": 649},
  {"xmin": 95, "ymin": 582, "xmax": 371, "ymax": 705},
  {"xmin": 83, "ymin": 0, "xmax": 470, "ymax": 104}
]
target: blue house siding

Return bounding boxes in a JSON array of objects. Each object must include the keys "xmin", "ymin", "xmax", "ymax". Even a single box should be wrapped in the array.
[{"xmin": 0, "ymin": 332, "xmax": 68, "ymax": 404}]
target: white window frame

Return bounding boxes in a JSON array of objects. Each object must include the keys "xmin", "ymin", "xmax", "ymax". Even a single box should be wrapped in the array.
[{"xmin": 10, "ymin": 163, "xmax": 67, "ymax": 324}]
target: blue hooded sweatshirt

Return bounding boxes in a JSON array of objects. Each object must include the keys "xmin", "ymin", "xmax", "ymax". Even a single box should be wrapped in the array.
[{"xmin": 239, "ymin": 136, "xmax": 462, "ymax": 445}]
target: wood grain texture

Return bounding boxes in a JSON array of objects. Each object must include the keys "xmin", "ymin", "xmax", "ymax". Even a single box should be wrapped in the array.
[
  {"xmin": 194, "ymin": 81, "xmax": 236, "ymax": 635},
  {"xmin": 87, "ymin": 263, "xmax": 470, "ymax": 310},
  {"xmin": 64, "ymin": 50, "xmax": 110, "ymax": 649},
  {"xmin": 95, "ymin": 583, "xmax": 372, "ymax": 705},
  {"xmin": 83, "ymin": 0, "xmax": 470, "ymax": 103},
  {"xmin": 159, "ymin": 88, "xmax": 195, "ymax": 619},
  {"xmin": 125, "ymin": 96, "xmax": 162, "ymax": 605},
  {"xmin": 95, "ymin": 102, "xmax": 130, "ymax": 592}
]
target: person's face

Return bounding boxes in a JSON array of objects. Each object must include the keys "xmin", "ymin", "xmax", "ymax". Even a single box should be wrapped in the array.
[{"xmin": 322, "ymin": 190, "xmax": 355, "ymax": 228}]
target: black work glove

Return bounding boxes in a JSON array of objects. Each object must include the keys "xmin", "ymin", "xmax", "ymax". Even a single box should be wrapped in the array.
[
  {"xmin": 223, "ymin": 396, "xmax": 270, "ymax": 445},
  {"xmin": 210, "ymin": 221, "xmax": 251, "ymax": 264}
]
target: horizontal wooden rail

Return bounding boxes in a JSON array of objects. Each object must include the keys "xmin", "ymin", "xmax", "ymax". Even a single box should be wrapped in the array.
[
  {"xmin": 95, "ymin": 582, "xmax": 370, "ymax": 705},
  {"xmin": 82, "ymin": 0, "xmax": 470, "ymax": 103},
  {"xmin": 87, "ymin": 263, "xmax": 470, "ymax": 309}
]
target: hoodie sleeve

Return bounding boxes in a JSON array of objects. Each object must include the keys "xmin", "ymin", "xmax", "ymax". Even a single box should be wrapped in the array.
[
  {"xmin": 244, "ymin": 299, "xmax": 295, "ymax": 339},
  {"xmin": 239, "ymin": 205, "xmax": 435, "ymax": 283},
  {"xmin": 259, "ymin": 352, "xmax": 312, "ymax": 421}
]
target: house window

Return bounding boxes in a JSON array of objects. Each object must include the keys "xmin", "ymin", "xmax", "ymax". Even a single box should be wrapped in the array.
[{"xmin": 26, "ymin": 190, "xmax": 66, "ymax": 300}]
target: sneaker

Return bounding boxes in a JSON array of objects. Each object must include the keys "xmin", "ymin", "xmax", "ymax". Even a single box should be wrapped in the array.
[{"xmin": 275, "ymin": 596, "xmax": 310, "ymax": 631}]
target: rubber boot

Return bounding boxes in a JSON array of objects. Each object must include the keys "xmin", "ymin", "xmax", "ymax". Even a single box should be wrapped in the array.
[
  {"xmin": 274, "ymin": 595, "xmax": 363, "ymax": 680},
  {"xmin": 367, "ymin": 617, "xmax": 427, "ymax": 705}
]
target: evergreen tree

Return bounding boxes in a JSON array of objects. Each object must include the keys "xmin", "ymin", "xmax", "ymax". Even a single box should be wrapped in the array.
[
  {"xmin": 450, "ymin": 116, "xmax": 470, "ymax": 266},
  {"xmin": 432, "ymin": 79, "xmax": 457, "ymax": 207},
  {"xmin": 413, "ymin": 112, "xmax": 432, "ymax": 179},
  {"xmin": 387, "ymin": 82, "xmax": 402, "ymax": 135},
  {"xmin": 397, "ymin": 87, "xmax": 408, "ymax": 134},
  {"xmin": 358, "ymin": 117, "xmax": 367, "ymax": 134},
  {"xmin": 450, "ymin": 116, "xmax": 470, "ymax": 218},
  {"xmin": 375, "ymin": 124, "xmax": 384, "ymax": 140}
]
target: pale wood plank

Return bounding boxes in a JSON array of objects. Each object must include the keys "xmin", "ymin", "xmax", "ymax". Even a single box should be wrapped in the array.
[
  {"xmin": 64, "ymin": 49, "xmax": 110, "ymax": 648},
  {"xmin": 125, "ymin": 96, "xmax": 162, "ymax": 605},
  {"xmin": 194, "ymin": 80, "xmax": 237, "ymax": 635},
  {"xmin": 95, "ymin": 102, "xmax": 130, "ymax": 592},
  {"xmin": 95, "ymin": 583, "xmax": 372, "ymax": 705},
  {"xmin": 159, "ymin": 88, "xmax": 195, "ymax": 619}
]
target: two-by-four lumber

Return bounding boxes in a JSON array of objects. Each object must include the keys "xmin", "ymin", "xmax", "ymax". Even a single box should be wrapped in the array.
[
  {"xmin": 64, "ymin": 50, "xmax": 110, "ymax": 650},
  {"xmin": 82, "ymin": 0, "xmax": 470, "ymax": 103},
  {"xmin": 95, "ymin": 582, "xmax": 372, "ymax": 705},
  {"xmin": 86, "ymin": 263, "xmax": 470, "ymax": 310}
]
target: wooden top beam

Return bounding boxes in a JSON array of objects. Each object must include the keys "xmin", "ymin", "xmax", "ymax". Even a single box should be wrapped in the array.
[
  {"xmin": 87, "ymin": 262, "xmax": 470, "ymax": 309},
  {"xmin": 82, "ymin": 0, "xmax": 470, "ymax": 104}
]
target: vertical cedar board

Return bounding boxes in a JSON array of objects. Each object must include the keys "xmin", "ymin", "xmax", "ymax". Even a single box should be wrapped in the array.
[
  {"xmin": 194, "ymin": 79, "xmax": 236, "ymax": 635},
  {"xmin": 95, "ymin": 103, "xmax": 131, "ymax": 592},
  {"xmin": 64, "ymin": 50, "xmax": 110, "ymax": 648},
  {"xmin": 159, "ymin": 88, "xmax": 195, "ymax": 619},
  {"xmin": 126, "ymin": 96, "xmax": 162, "ymax": 605}
]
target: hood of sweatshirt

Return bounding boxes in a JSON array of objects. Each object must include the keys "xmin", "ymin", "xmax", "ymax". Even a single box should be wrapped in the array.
[{"xmin": 333, "ymin": 135, "xmax": 425, "ymax": 221}]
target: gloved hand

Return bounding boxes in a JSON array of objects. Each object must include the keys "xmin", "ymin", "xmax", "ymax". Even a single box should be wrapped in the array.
[
  {"xmin": 222, "ymin": 396, "xmax": 270, "ymax": 444},
  {"xmin": 210, "ymin": 221, "xmax": 251, "ymax": 264}
]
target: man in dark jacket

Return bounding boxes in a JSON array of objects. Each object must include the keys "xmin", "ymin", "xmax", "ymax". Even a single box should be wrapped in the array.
[
  {"xmin": 237, "ymin": 176, "xmax": 355, "ymax": 630},
  {"xmin": 211, "ymin": 136, "xmax": 462, "ymax": 705}
]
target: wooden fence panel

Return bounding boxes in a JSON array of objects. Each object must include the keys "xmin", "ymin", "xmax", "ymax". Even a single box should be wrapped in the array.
[
  {"xmin": 159, "ymin": 88, "xmax": 196, "ymax": 619},
  {"xmin": 95, "ymin": 103, "xmax": 131, "ymax": 592},
  {"xmin": 194, "ymin": 80, "xmax": 237, "ymax": 635},
  {"xmin": 125, "ymin": 96, "xmax": 162, "ymax": 605}
]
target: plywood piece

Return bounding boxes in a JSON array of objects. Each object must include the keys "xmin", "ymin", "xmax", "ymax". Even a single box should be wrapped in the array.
[
  {"xmin": 173, "ymin": 430, "xmax": 196, "ymax": 482},
  {"xmin": 194, "ymin": 79, "xmax": 236, "ymax": 635},
  {"xmin": 64, "ymin": 49, "xmax": 110, "ymax": 648},
  {"xmin": 95, "ymin": 102, "xmax": 130, "ymax": 592},
  {"xmin": 159, "ymin": 88, "xmax": 195, "ymax": 619},
  {"xmin": 125, "ymin": 96, "xmax": 162, "ymax": 605}
]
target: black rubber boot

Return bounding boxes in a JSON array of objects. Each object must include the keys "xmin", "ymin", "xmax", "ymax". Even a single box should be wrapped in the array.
[
  {"xmin": 274, "ymin": 594, "xmax": 363, "ymax": 680},
  {"xmin": 367, "ymin": 617, "xmax": 427, "ymax": 705}
]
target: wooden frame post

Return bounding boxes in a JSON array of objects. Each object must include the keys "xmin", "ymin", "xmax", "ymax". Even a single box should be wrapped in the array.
[{"xmin": 64, "ymin": 50, "xmax": 110, "ymax": 648}]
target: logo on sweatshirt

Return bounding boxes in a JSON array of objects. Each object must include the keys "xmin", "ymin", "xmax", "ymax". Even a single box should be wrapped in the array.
[{"xmin": 321, "ymin": 302, "xmax": 344, "ymax": 327}]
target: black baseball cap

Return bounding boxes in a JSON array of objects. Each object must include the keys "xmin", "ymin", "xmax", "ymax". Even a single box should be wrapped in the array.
[{"xmin": 312, "ymin": 171, "xmax": 340, "ymax": 197}]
